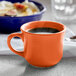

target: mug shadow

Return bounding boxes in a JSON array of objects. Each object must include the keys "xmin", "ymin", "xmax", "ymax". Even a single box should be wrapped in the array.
[{"xmin": 19, "ymin": 63, "xmax": 58, "ymax": 76}]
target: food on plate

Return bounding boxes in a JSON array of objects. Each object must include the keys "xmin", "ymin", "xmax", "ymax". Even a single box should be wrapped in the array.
[{"xmin": 0, "ymin": 1, "xmax": 40, "ymax": 17}]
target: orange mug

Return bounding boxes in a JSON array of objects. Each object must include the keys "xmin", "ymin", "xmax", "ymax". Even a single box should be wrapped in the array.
[{"xmin": 7, "ymin": 21, "xmax": 66, "ymax": 67}]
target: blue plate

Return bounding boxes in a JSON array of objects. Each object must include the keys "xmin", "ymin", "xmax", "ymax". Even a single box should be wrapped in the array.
[{"xmin": 0, "ymin": 0, "xmax": 46, "ymax": 33}]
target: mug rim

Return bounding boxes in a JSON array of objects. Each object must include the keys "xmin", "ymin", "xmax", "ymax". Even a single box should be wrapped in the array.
[{"xmin": 21, "ymin": 21, "xmax": 66, "ymax": 36}]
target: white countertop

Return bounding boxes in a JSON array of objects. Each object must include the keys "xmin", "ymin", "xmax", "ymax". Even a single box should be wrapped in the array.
[
  {"xmin": 0, "ymin": 0, "xmax": 76, "ymax": 76},
  {"xmin": 0, "ymin": 55, "xmax": 76, "ymax": 76}
]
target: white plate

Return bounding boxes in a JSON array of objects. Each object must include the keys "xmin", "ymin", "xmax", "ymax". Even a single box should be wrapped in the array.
[
  {"xmin": 63, "ymin": 41, "xmax": 76, "ymax": 57},
  {"xmin": 0, "ymin": 28, "xmax": 76, "ymax": 57}
]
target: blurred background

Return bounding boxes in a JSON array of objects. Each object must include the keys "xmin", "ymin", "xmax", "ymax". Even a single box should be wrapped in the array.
[
  {"xmin": 0, "ymin": 0, "xmax": 76, "ymax": 33},
  {"xmin": 0, "ymin": 0, "xmax": 76, "ymax": 53},
  {"xmin": 35, "ymin": 0, "xmax": 76, "ymax": 33}
]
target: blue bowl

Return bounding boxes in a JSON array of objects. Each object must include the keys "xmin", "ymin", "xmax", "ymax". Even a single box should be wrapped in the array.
[{"xmin": 0, "ymin": 0, "xmax": 46, "ymax": 33}]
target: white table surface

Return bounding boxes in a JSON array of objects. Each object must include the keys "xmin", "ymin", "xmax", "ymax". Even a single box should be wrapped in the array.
[
  {"xmin": 0, "ymin": 0, "xmax": 76, "ymax": 76},
  {"xmin": 0, "ymin": 55, "xmax": 76, "ymax": 76}
]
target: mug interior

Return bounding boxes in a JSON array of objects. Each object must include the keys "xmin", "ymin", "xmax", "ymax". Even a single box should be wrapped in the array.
[{"xmin": 21, "ymin": 21, "xmax": 65, "ymax": 34}]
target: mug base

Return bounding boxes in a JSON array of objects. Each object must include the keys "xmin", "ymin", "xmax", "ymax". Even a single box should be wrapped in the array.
[
  {"xmin": 25, "ymin": 55, "xmax": 63, "ymax": 68},
  {"xmin": 28, "ymin": 63, "xmax": 58, "ymax": 68}
]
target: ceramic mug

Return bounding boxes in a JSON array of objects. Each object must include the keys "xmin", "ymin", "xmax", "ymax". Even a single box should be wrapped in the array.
[{"xmin": 7, "ymin": 21, "xmax": 66, "ymax": 67}]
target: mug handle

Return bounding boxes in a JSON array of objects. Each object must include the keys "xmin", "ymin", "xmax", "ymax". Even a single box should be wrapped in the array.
[{"xmin": 7, "ymin": 33, "xmax": 24, "ymax": 57}]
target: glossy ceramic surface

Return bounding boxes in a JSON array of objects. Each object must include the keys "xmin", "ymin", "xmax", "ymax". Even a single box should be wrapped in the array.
[{"xmin": 7, "ymin": 21, "xmax": 66, "ymax": 67}]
